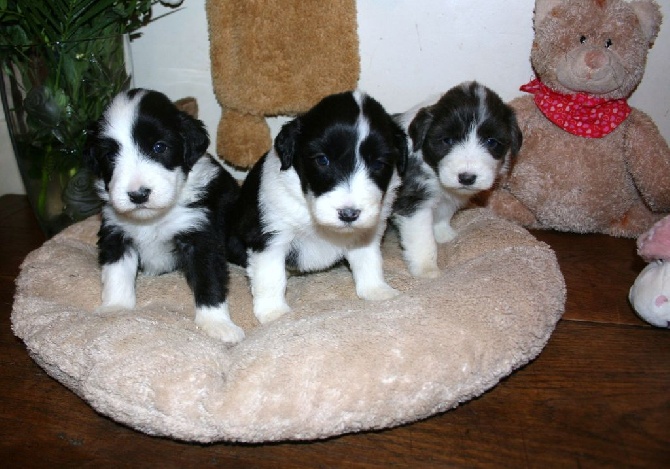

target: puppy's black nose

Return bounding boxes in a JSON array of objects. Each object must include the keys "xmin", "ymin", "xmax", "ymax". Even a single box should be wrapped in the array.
[
  {"xmin": 458, "ymin": 173, "xmax": 477, "ymax": 186},
  {"xmin": 338, "ymin": 208, "xmax": 361, "ymax": 223},
  {"xmin": 128, "ymin": 187, "xmax": 151, "ymax": 204}
]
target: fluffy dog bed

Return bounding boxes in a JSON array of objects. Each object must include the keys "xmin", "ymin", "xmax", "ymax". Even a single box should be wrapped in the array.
[{"xmin": 11, "ymin": 209, "xmax": 565, "ymax": 443}]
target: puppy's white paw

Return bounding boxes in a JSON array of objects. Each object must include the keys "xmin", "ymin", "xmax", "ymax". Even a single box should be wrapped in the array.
[
  {"xmin": 254, "ymin": 301, "xmax": 291, "ymax": 325},
  {"xmin": 195, "ymin": 305, "xmax": 245, "ymax": 344},
  {"xmin": 94, "ymin": 303, "xmax": 132, "ymax": 315},
  {"xmin": 433, "ymin": 221, "xmax": 457, "ymax": 244},
  {"xmin": 197, "ymin": 318, "xmax": 245, "ymax": 344},
  {"xmin": 405, "ymin": 253, "xmax": 441, "ymax": 279},
  {"xmin": 410, "ymin": 264, "xmax": 441, "ymax": 279},
  {"xmin": 358, "ymin": 283, "xmax": 400, "ymax": 301}
]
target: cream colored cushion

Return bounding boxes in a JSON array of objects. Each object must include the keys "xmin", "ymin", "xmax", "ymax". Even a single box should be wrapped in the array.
[{"xmin": 12, "ymin": 209, "xmax": 564, "ymax": 443}]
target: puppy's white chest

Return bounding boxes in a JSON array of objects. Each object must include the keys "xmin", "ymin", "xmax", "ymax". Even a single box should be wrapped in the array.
[
  {"xmin": 117, "ymin": 204, "xmax": 207, "ymax": 275},
  {"xmin": 135, "ymin": 232, "xmax": 179, "ymax": 275},
  {"xmin": 288, "ymin": 230, "xmax": 347, "ymax": 272},
  {"xmin": 437, "ymin": 185, "xmax": 469, "ymax": 211}
]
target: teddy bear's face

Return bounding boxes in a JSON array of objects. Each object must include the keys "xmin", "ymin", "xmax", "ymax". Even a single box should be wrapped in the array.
[{"xmin": 531, "ymin": 0, "xmax": 658, "ymax": 100}]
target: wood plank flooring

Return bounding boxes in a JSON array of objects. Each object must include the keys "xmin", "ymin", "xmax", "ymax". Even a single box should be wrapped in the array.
[{"xmin": 0, "ymin": 194, "xmax": 667, "ymax": 468}]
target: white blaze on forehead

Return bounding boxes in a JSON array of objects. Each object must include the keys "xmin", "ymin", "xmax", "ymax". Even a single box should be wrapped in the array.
[
  {"xmin": 105, "ymin": 92, "xmax": 145, "ymax": 204},
  {"xmin": 474, "ymin": 82, "xmax": 489, "ymax": 125},
  {"xmin": 352, "ymin": 89, "xmax": 365, "ymax": 107},
  {"xmin": 353, "ymin": 90, "xmax": 371, "ymax": 162},
  {"xmin": 458, "ymin": 81, "xmax": 489, "ymax": 125},
  {"xmin": 102, "ymin": 90, "xmax": 146, "ymax": 149}
]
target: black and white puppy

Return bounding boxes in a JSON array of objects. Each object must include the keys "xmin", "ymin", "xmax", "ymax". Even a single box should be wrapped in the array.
[
  {"xmin": 392, "ymin": 81, "xmax": 522, "ymax": 278},
  {"xmin": 84, "ymin": 88, "xmax": 245, "ymax": 343},
  {"xmin": 228, "ymin": 90, "xmax": 408, "ymax": 324}
]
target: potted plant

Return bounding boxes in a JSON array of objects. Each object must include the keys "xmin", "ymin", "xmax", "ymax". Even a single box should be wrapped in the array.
[{"xmin": 0, "ymin": 0, "xmax": 181, "ymax": 236}]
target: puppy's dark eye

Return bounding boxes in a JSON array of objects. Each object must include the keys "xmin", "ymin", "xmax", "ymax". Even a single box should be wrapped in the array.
[
  {"xmin": 485, "ymin": 138, "xmax": 507, "ymax": 160},
  {"xmin": 97, "ymin": 145, "xmax": 116, "ymax": 161},
  {"xmin": 370, "ymin": 157, "xmax": 389, "ymax": 172},
  {"xmin": 95, "ymin": 138, "xmax": 119, "ymax": 161},
  {"xmin": 442, "ymin": 137, "xmax": 456, "ymax": 147},
  {"xmin": 580, "ymin": 35, "xmax": 587, "ymax": 44},
  {"xmin": 485, "ymin": 138, "xmax": 501, "ymax": 151},
  {"xmin": 101, "ymin": 150, "xmax": 116, "ymax": 161},
  {"xmin": 312, "ymin": 153, "xmax": 330, "ymax": 167},
  {"xmin": 605, "ymin": 38, "xmax": 613, "ymax": 49},
  {"xmin": 152, "ymin": 142, "xmax": 168, "ymax": 154}
]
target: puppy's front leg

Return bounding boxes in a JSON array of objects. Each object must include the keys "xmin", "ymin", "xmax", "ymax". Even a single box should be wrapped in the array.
[
  {"xmin": 247, "ymin": 245, "xmax": 291, "ymax": 324},
  {"xmin": 394, "ymin": 208, "xmax": 440, "ymax": 278},
  {"xmin": 176, "ymin": 235, "xmax": 245, "ymax": 344},
  {"xmin": 99, "ymin": 250, "xmax": 139, "ymax": 312},
  {"xmin": 432, "ymin": 199, "xmax": 459, "ymax": 243},
  {"xmin": 347, "ymin": 243, "xmax": 399, "ymax": 301}
]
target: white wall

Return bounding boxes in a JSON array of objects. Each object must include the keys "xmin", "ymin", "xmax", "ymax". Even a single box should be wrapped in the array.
[
  {"xmin": 0, "ymin": 104, "xmax": 26, "ymax": 194},
  {"xmin": 2, "ymin": 0, "xmax": 669, "ymax": 194}
]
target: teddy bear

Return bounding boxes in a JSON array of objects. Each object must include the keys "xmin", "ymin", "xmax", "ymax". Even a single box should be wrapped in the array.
[
  {"xmin": 629, "ymin": 214, "xmax": 670, "ymax": 328},
  {"xmin": 485, "ymin": 0, "xmax": 670, "ymax": 237}
]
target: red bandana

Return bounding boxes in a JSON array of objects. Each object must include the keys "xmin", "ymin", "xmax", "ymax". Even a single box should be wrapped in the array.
[{"xmin": 520, "ymin": 78, "xmax": 631, "ymax": 138}]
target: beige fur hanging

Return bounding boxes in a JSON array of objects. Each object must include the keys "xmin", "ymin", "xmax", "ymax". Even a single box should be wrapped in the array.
[{"xmin": 206, "ymin": 0, "xmax": 361, "ymax": 168}]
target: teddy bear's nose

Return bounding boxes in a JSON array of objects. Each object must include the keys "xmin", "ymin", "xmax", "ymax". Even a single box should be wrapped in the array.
[{"xmin": 585, "ymin": 50, "xmax": 607, "ymax": 70}]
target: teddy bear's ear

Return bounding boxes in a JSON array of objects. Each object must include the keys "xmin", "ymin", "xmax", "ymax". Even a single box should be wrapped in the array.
[
  {"xmin": 629, "ymin": 0, "xmax": 662, "ymax": 46},
  {"xmin": 534, "ymin": 0, "xmax": 563, "ymax": 28}
]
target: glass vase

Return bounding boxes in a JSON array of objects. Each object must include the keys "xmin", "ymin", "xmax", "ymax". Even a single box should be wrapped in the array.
[{"xmin": 1, "ymin": 35, "xmax": 132, "ymax": 237}]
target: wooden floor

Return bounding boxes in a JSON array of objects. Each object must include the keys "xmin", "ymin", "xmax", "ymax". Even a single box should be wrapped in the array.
[{"xmin": 0, "ymin": 194, "xmax": 668, "ymax": 468}]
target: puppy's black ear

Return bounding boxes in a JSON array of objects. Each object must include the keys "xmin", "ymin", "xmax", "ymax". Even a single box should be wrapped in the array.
[
  {"xmin": 179, "ymin": 112, "xmax": 210, "ymax": 169},
  {"xmin": 392, "ymin": 121, "xmax": 409, "ymax": 175},
  {"xmin": 509, "ymin": 110, "xmax": 523, "ymax": 156},
  {"xmin": 275, "ymin": 118, "xmax": 301, "ymax": 170},
  {"xmin": 82, "ymin": 121, "xmax": 101, "ymax": 177},
  {"xmin": 408, "ymin": 107, "xmax": 433, "ymax": 153}
]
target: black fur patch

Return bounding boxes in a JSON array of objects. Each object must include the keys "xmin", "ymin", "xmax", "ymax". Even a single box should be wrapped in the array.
[{"xmin": 392, "ymin": 155, "xmax": 434, "ymax": 216}]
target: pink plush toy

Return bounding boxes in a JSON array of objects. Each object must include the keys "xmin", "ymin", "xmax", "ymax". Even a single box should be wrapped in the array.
[{"xmin": 629, "ymin": 215, "xmax": 670, "ymax": 328}]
